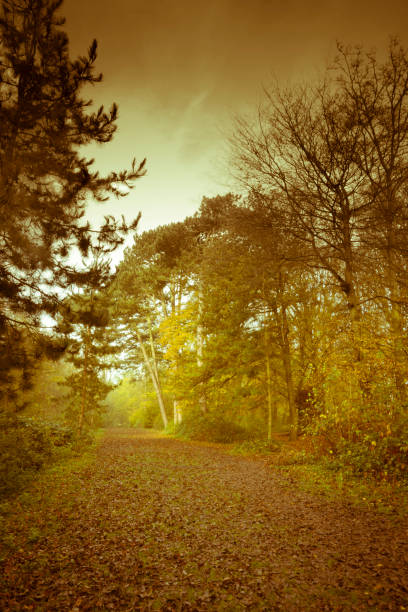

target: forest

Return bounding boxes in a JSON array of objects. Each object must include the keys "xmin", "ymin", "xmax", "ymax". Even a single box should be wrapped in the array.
[
  {"xmin": 2, "ymin": 0, "xmax": 408, "ymax": 491},
  {"xmin": 1, "ymin": 1, "xmax": 408, "ymax": 609}
]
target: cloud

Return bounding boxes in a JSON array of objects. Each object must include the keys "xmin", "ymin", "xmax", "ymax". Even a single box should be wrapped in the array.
[{"xmin": 170, "ymin": 88, "xmax": 214, "ymax": 162}]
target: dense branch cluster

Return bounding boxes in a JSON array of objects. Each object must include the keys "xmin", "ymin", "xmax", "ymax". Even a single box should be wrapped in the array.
[{"xmin": 0, "ymin": 0, "xmax": 144, "ymax": 412}]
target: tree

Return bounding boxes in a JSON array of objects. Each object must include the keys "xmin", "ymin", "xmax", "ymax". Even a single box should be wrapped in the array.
[
  {"xmin": 336, "ymin": 39, "xmax": 408, "ymax": 396},
  {"xmin": 57, "ymin": 289, "xmax": 118, "ymax": 434},
  {"xmin": 0, "ymin": 3, "xmax": 144, "ymax": 332},
  {"xmin": 219, "ymin": 195, "xmax": 307, "ymax": 439},
  {"xmin": 229, "ymin": 39, "xmax": 408, "ymax": 461},
  {"xmin": 22, "ymin": 356, "xmax": 73, "ymax": 422},
  {"xmin": 113, "ymin": 221, "xmax": 204, "ymax": 428},
  {"xmin": 231, "ymin": 80, "xmax": 367, "ymax": 334},
  {"xmin": 0, "ymin": 322, "xmax": 66, "ymax": 412},
  {"xmin": 0, "ymin": 0, "xmax": 145, "ymax": 411},
  {"xmin": 231, "ymin": 40, "xmax": 408, "ymax": 416}
]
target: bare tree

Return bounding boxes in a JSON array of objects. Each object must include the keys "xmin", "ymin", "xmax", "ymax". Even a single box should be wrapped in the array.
[
  {"xmin": 231, "ymin": 79, "xmax": 369, "ymax": 331},
  {"xmin": 336, "ymin": 39, "xmax": 408, "ymax": 394}
]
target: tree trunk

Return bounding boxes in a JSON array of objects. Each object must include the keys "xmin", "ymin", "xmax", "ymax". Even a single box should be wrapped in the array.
[
  {"xmin": 173, "ymin": 399, "xmax": 182, "ymax": 424},
  {"xmin": 276, "ymin": 272, "xmax": 297, "ymax": 440},
  {"xmin": 266, "ymin": 350, "xmax": 273, "ymax": 441},
  {"xmin": 280, "ymin": 303, "xmax": 297, "ymax": 441},
  {"xmin": 385, "ymin": 232, "xmax": 406, "ymax": 401},
  {"xmin": 136, "ymin": 329, "xmax": 168, "ymax": 429},
  {"xmin": 197, "ymin": 284, "xmax": 207, "ymax": 414},
  {"xmin": 342, "ymin": 220, "xmax": 363, "ymax": 364},
  {"xmin": 264, "ymin": 319, "xmax": 274, "ymax": 440},
  {"xmin": 78, "ymin": 324, "xmax": 90, "ymax": 436}
]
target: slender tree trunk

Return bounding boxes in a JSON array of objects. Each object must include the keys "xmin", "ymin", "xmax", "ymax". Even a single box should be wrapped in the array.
[
  {"xmin": 173, "ymin": 399, "xmax": 182, "ymax": 424},
  {"xmin": 272, "ymin": 370, "xmax": 278, "ymax": 424},
  {"xmin": 197, "ymin": 284, "xmax": 207, "ymax": 414},
  {"xmin": 342, "ymin": 219, "xmax": 363, "ymax": 367},
  {"xmin": 266, "ymin": 350, "xmax": 273, "ymax": 441},
  {"xmin": 385, "ymin": 230, "xmax": 406, "ymax": 401},
  {"xmin": 147, "ymin": 318, "xmax": 161, "ymax": 388},
  {"xmin": 173, "ymin": 352, "xmax": 183, "ymax": 424},
  {"xmin": 280, "ymin": 303, "xmax": 297, "ymax": 441},
  {"xmin": 276, "ymin": 272, "xmax": 297, "ymax": 440},
  {"xmin": 78, "ymin": 324, "xmax": 90, "ymax": 436},
  {"xmin": 136, "ymin": 329, "xmax": 168, "ymax": 428},
  {"xmin": 263, "ymin": 317, "xmax": 274, "ymax": 440}
]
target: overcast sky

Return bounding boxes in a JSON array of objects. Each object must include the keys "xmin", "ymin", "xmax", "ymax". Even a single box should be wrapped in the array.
[{"xmin": 63, "ymin": 0, "xmax": 408, "ymax": 258}]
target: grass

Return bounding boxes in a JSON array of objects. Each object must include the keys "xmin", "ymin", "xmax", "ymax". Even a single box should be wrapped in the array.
[
  {"xmin": 0, "ymin": 428, "xmax": 103, "ymax": 550},
  {"xmin": 280, "ymin": 461, "xmax": 408, "ymax": 519},
  {"xmin": 228, "ymin": 435, "xmax": 408, "ymax": 520}
]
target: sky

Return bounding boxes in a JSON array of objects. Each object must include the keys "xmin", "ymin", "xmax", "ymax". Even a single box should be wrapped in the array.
[{"xmin": 63, "ymin": 0, "xmax": 408, "ymax": 261}]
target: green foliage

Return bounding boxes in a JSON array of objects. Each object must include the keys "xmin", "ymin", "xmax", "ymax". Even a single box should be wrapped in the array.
[
  {"xmin": 152, "ymin": 411, "xmax": 167, "ymax": 430},
  {"xmin": 22, "ymin": 358, "xmax": 73, "ymax": 422},
  {"xmin": 23, "ymin": 418, "xmax": 75, "ymax": 447},
  {"xmin": 107, "ymin": 40, "xmax": 408, "ymax": 482},
  {"xmin": 0, "ymin": 0, "xmax": 145, "ymax": 450},
  {"xmin": 0, "ymin": 412, "xmax": 76, "ymax": 496},
  {"xmin": 129, "ymin": 395, "xmax": 159, "ymax": 429},
  {"xmin": 175, "ymin": 409, "xmax": 250, "ymax": 443},
  {"xmin": 331, "ymin": 429, "xmax": 408, "ymax": 479},
  {"xmin": 103, "ymin": 377, "xmax": 137, "ymax": 427},
  {"xmin": 64, "ymin": 367, "xmax": 111, "ymax": 431},
  {"xmin": 232, "ymin": 438, "xmax": 282, "ymax": 455},
  {"xmin": 0, "ymin": 0, "xmax": 144, "ymax": 333},
  {"xmin": 307, "ymin": 401, "xmax": 408, "ymax": 479},
  {"xmin": 0, "ymin": 328, "xmax": 68, "ymax": 414},
  {"xmin": 104, "ymin": 377, "xmax": 163, "ymax": 429}
]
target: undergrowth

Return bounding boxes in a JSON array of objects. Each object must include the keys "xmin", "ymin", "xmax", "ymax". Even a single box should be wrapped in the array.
[
  {"xmin": 0, "ymin": 411, "xmax": 100, "ymax": 499},
  {"xmin": 278, "ymin": 462, "xmax": 408, "ymax": 519},
  {"xmin": 231, "ymin": 435, "xmax": 408, "ymax": 518},
  {"xmin": 173, "ymin": 410, "xmax": 250, "ymax": 443},
  {"xmin": 231, "ymin": 438, "xmax": 282, "ymax": 454}
]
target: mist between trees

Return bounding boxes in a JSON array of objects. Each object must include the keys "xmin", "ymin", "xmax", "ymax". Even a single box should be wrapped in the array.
[{"xmin": 1, "ymin": 0, "xmax": 408, "ymax": 495}]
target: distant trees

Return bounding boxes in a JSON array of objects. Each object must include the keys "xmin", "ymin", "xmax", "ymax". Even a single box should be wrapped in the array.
[
  {"xmin": 112, "ymin": 221, "xmax": 199, "ymax": 428},
  {"xmin": 58, "ymin": 291, "xmax": 116, "ymax": 433},
  {"xmin": 113, "ymin": 194, "xmax": 304, "ymax": 438}
]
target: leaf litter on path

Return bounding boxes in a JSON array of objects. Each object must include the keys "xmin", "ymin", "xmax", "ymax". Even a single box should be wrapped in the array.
[{"xmin": 1, "ymin": 428, "xmax": 408, "ymax": 611}]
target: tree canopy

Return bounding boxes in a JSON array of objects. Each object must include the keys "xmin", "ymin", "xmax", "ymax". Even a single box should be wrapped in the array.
[
  {"xmin": 0, "ymin": 0, "xmax": 145, "ymax": 411},
  {"xmin": 0, "ymin": 0, "xmax": 145, "ymax": 328}
]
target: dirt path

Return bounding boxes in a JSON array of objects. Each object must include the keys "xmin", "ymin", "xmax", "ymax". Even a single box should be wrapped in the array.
[{"xmin": 1, "ymin": 428, "xmax": 408, "ymax": 611}]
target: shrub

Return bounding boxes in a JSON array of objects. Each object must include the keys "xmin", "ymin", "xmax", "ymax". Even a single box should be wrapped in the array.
[
  {"xmin": 0, "ymin": 413, "xmax": 50, "ymax": 495},
  {"xmin": 308, "ymin": 406, "xmax": 408, "ymax": 479},
  {"xmin": 175, "ymin": 410, "xmax": 250, "ymax": 443},
  {"xmin": 23, "ymin": 418, "xmax": 75, "ymax": 447},
  {"xmin": 232, "ymin": 438, "xmax": 282, "ymax": 455},
  {"xmin": 0, "ymin": 413, "xmax": 76, "ymax": 497}
]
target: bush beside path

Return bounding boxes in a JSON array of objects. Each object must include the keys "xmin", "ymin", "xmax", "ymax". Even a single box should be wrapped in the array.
[{"xmin": 1, "ymin": 428, "xmax": 408, "ymax": 611}]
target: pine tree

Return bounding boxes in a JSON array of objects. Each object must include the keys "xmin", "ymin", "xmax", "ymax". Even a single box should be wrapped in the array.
[
  {"xmin": 0, "ymin": 0, "xmax": 145, "ymax": 326},
  {"xmin": 58, "ymin": 290, "xmax": 117, "ymax": 433},
  {"xmin": 0, "ymin": 0, "xmax": 145, "ymax": 407}
]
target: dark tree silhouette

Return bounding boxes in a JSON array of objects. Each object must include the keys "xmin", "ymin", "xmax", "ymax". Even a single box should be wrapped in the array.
[
  {"xmin": 0, "ymin": 0, "xmax": 145, "ymax": 328},
  {"xmin": 0, "ymin": 0, "xmax": 145, "ymax": 409}
]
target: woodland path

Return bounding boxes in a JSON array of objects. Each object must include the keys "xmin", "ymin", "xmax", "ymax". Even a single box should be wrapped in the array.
[{"xmin": 1, "ymin": 428, "xmax": 408, "ymax": 611}]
